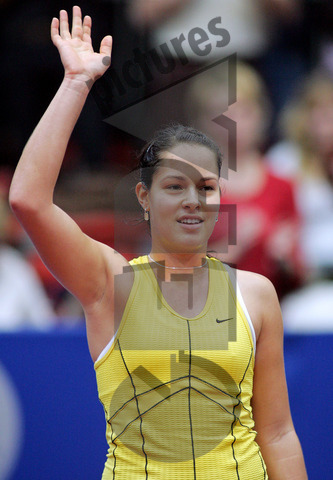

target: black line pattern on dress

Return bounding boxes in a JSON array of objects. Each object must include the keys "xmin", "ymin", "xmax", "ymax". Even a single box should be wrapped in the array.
[
  {"xmin": 102, "ymin": 401, "xmax": 118, "ymax": 480},
  {"xmin": 106, "ymin": 364, "xmax": 253, "ymax": 443},
  {"xmin": 105, "ymin": 348, "xmax": 257, "ymax": 476},
  {"xmin": 118, "ymin": 340, "xmax": 148, "ymax": 479},
  {"xmin": 190, "ymin": 387, "xmax": 246, "ymax": 427},
  {"xmin": 258, "ymin": 446, "xmax": 267, "ymax": 479},
  {"xmin": 190, "ymin": 375, "xmax": 251, "ymax": 415},
  {"xmin": 187, "ymin": 320, "xmax": 196, "ymax": 480},
  {"xmin": 110, "ymin": 386, "xmax": 189, "ymax": 442},
  {"xmin": 231, "ymin": 348, "xmax": 254, "ymax": 479},
  {"xmin": 109, "ymin": 418, "xmax": 117, "ymax": 480},
  {"xmin": 107, "ymin": 373, "xmax": 250, "ymax": 426},
  {"xmin": 107, "ymin": 375, "xmax": 189, "ymax": 423}
]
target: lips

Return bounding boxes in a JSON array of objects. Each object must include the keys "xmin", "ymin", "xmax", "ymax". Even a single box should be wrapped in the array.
[{"xmin": 177, "ymin": 216, "xmax": 203, "ymax": 225}]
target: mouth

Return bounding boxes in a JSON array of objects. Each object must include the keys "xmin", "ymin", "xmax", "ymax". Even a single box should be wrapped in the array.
[{"xmin": 177, "ymin": 217, "xmax": 203, "ymax": 225}]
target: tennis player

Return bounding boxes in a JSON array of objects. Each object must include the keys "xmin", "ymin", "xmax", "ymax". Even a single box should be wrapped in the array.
[{"xmin": 9, "ymin": 6, "xmax": 307, "ymax": 479}]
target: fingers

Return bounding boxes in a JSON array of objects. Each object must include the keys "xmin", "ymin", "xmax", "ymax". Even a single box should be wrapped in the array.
[
  {"xmin": 82, "ymin": 15, "xmax": 92, "ymax": 44},
  {"xmin": 71, "ymin": 5, "xmax": 83, "ymax": 39},
  {"xmin": 59, "ymin": 9, "xmax": 71, "ymax": 40},
  {"xmin": 50, "ymin": 17, "xmax": 60, "ymax": 45},
  {"xmin": 56, "ymin": 6, "xmax": 88, "ymax": 41},
  {"xmin": 50, "ymin": 5, "xmax": 110, "ymax": 65},
  {"xmin": 71, "ymin": 6, "xmax": 92, "ymax": 43}
]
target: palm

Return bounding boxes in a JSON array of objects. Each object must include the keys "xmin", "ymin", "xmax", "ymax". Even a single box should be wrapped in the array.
[{"xmin": 51, "ymin": 6, "xmax": 112, "ymax": 83}]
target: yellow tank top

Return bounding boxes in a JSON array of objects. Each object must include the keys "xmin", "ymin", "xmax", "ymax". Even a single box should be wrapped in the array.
[{"xmin": 94, "ymin": 256, "xmax": 268, "ymax": 479}]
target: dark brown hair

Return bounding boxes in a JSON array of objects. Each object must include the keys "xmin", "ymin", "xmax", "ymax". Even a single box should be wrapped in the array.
[{"xmin": 138, "ymin": 124, "xmax": 222, "ymax": 189}]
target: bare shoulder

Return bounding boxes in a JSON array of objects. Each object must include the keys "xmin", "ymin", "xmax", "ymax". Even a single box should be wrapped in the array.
[
  {"xmin": 236, "ymin": 268, "xmax": 278, "ymax": 302},
  {"xmin": 99, "ymin": 242, "xmax": 134, "ymax": 277},
  {"xmin": 234, "ymin": 268, "xmax": 281, "ymax": 340}
]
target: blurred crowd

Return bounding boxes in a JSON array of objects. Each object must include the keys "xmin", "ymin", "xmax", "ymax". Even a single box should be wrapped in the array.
[{"xmin": 1, "ymin": 0, "xmax": 333, "ymax": 332}]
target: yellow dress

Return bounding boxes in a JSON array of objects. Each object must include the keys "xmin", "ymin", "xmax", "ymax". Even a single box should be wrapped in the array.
[{"xmin": 94, "ymin": 256, "xmax": 268, "ymax": 479}]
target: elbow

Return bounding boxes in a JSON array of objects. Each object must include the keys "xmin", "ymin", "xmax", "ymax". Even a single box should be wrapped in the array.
[
  {"xmin": 9, "ymin": 185, "xmax": 41, "ymax": 219},
  {"xmin": 256, "ymin": 421, "xmax": 297, "ymax": 449},
  {"xmin": 9, "ymin": 186, "xmax": 22, "ymax": 214},
  {"xmin": 9, "ymin": 178, "xmax": 52, "ymax": 226},
  {"xmin": 9, "ymin": 187, "xmax": 27, "ymax": 216}
]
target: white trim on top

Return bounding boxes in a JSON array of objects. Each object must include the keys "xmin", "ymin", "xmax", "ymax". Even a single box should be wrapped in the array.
[
  {"xmin": 236, "ymin": 282, "xmax": 256, "ymax": 356},
  {"xmin": 95, "ymin": 331, "xmax": 118, "ymax": 365},
  {"xmin": 222, "ymin": 263, "xmax": 256, "ymax": 356}
]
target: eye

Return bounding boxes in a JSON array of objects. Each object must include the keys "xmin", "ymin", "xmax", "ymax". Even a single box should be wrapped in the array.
[
  {"xmin": 167, "ymin": 184, "xmax": 183, "ymax": 190},
  {"xmin": 199, "ymin": 185, "xmax": 215, "ymax": 192}
]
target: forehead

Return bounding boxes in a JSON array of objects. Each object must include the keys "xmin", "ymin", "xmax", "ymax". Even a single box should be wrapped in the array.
[{"xmin": 156, "ymin": 143, "xmax": 219, "ymax": 181}]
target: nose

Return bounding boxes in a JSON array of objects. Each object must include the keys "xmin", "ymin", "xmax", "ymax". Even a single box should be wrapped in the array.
[{"xmin": 182, "ymin": 186, "xmax": 200, "ymax": 210}]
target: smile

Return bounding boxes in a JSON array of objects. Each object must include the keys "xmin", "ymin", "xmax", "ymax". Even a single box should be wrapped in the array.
[{"xmin": 177, "ymin": 218, "xmax": 203, "ymax": 225}]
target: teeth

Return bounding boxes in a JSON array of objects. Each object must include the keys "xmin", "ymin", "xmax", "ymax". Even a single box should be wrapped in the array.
[{"xmin": 180, "ymin": 219, "xmax": 201, "ymax": 224}]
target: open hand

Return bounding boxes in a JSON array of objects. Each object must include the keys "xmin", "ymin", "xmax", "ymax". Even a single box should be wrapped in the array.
[{"xmin": 51, "ymin": 5, "xmax": 112, "ymax": 86}]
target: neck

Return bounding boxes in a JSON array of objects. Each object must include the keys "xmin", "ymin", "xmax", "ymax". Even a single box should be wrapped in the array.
[{"xmin": 148, "ymin": 251, "xmax": 207, "ymax": 270}]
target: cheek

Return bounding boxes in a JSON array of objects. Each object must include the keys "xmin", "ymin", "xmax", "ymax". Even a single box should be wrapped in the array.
[{"xmin": 149, "ymin": 194, "xmax": 176, "ymax": 223}]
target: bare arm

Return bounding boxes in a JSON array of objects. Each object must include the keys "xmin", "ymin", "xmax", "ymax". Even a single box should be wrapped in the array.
[
  {"xmin": 9, "ymin": 7, "xmax": 129, "ymax": 360},
  {"xmin": 239, "ymin": 271, "xmax": 307, "ymax": 479}
]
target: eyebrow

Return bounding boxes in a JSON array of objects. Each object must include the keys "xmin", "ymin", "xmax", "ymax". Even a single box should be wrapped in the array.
[
  {"xmin": 162, "ymin": 175, "xmax": 218, "ymax": 182},
  {"xmin": 158, "ymin": 157, "xmax": 219, "ymax": 178}
]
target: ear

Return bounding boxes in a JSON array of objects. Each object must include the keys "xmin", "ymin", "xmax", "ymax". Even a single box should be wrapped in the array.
[
  {"xmin": 135, "ymin": 182, "xmax": 149, "ymax": 211},
  {"xmin": 218, "ymin": 177, "xmax": 225, "ymax": 196}
]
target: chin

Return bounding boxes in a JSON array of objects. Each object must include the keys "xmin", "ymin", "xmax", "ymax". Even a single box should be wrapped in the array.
[{"xmin": 172, "ymin": 238, "xmax": 207, "ymax": 254}]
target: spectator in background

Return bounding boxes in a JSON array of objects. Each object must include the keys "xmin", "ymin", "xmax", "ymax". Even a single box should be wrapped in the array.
[
  {"xmin": 128, "ymin": 0, "xmax": 300, "ymax": 61},
  {"xmin": 186, "ymin": 61, "xmax": 304, "ymax": 299},
  {"xmin": 267, "ymin": 71, "xmax": 333, "ymax": 331},
  {"xmin": 127, "ymin": 0, "xmax": 306, "ymax": 127},
  {"xmin": 268, "ymin": 71, "xmax": 333, "ymax": 278},
  {"xmin": 0, "ymin": 173, "xmax": 55, "ymax": 330}
]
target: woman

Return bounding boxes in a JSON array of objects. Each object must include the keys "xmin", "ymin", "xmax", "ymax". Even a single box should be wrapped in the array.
[{"xmin": 9, "ymin": 6, "xmax": 307, "ymax": 479}]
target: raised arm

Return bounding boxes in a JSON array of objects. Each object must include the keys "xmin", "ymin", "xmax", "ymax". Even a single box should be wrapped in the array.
[
  {"xmin": 239, "ymin": 271, "xmax": 307, "ymax": 479},
  {"xmin": 9, "ymin": 7, "xmax": 129, "ymax": 359}
]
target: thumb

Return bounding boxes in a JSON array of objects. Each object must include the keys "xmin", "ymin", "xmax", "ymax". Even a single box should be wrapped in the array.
[{"xmin": 100, "ymin": 35, "xmax": 112, "ymax": 67}]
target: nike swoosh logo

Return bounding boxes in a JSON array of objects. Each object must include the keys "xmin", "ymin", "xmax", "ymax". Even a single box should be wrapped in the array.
[{"xmin": 216, "ymin": 318, "xmax": 233, "ymax": 324}]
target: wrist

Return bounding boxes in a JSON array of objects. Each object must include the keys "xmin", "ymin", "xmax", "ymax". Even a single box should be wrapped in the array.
[{"xmin": 62, "ymin": 75, "xmax": 92, "ymax": 96}]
